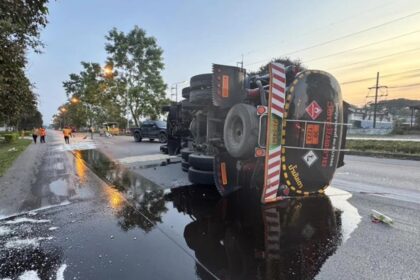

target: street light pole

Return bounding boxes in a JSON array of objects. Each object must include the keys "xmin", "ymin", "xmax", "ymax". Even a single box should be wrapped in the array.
[{"xmin": 171, "ymin": 81, "xmax": 187, "ymax": 102}]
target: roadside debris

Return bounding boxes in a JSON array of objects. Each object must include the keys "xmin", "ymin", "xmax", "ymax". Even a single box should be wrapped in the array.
[
  {"xmin": 7, "ymin": 147, "xmax": 17, "ymax": 152},
  {"xmin": 371, "ymin": 209, "xmax": 393, "ymax": 225}
]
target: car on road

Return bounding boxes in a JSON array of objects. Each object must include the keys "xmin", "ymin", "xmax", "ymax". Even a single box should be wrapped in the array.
[{"xmin": 130, "ymin": 120, "xmax": 167, "ymax": 143}]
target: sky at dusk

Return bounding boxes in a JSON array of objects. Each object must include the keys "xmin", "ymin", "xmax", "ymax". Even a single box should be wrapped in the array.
[{"xmin": 26, "ymin": 0, "xmax": 420, "ymax": 124}]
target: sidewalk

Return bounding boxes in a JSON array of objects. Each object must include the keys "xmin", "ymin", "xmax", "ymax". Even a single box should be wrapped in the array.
[{"xmin": 0, "ymin": 137, "xmax": 48, "ymax": 217}]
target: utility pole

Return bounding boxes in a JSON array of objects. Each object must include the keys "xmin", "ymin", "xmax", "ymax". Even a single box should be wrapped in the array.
[
  {"xmin": 367, "ymin": 72, "xmax": 387, "ymax": 129},
  {"xmin": 237, "ymin": 54, "xmax": 244, "ymax": 69}
]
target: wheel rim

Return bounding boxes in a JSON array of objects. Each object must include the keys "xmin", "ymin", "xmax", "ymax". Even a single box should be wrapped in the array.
[
  {"xmin": 159, "ymin": 134, "xmax": 167, "ymax": 143},
  {"xmin": 231, "ymin": 116, "xmax": 244, "ymax": 145}
]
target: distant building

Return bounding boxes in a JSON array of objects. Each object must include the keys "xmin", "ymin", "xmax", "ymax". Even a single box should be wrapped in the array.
[{"xmin": 349, "ymin": 108, "xmax": 393, "ymax": 129}]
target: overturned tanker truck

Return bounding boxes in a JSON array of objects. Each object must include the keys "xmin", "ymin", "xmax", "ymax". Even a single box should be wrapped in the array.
[{"xmin": 165, "ymin": 63, "xmax": 349, "ymax": 204}]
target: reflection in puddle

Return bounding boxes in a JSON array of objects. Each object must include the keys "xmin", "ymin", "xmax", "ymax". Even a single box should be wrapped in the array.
[
  {"xmin": 167, "ymin": 186, "xmax": 343, "ymax": 280},
  {"xmin": 75, "ymin": 149, "xmax": 360, "ymax": 280},
  {"xmin": 74, "ymin": 149, "xmax": 168, "ymax": 233}
]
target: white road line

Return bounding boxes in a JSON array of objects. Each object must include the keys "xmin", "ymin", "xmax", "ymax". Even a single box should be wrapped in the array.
[{"xmin": 117, "ymin": 154, "xmax": 177, "ymax": 164}]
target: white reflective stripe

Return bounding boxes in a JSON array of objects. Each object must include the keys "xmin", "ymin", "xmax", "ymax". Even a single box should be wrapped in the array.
[
  {"xmin": 269, "ymin": 145, "xmax": 282, "ymax": 154},
  {"xmin": 272, "ymin": 87, "xmax": 285, "ymax": 99},
  {"xmin": 265, "ymin": 216, "xmax": 278, "ymax": 223},
  {"xmin": 267, "ymin": 177, "xmax": 279, "ymax": 185},
  {"xmin": 265, "ymin": 193, "xmax": 277, "ymax": 201},
  {"xmin": 266, "ymin": 185, "xmax": 279, "ymax": 194},
  {"xmin": 272, "ymin": 97, "xmax": 284, "ymax": 108},
  {"xmin": 271, "ymin": 108, "xmax": 283, "ymax": 117},
  {"xmin": 268, "ymin": 165, "xmax": 280, "ymax": 175},
  {"xmin": 268, "ymin": 155, "xmax": 281, "ymax": 165},
  {"xmin": 272, "ymin": 79, "xmax": 286, "ymax": 90},
  {"xmin": 272, "ymin": 68, "xmax": 285, "ymax": 78}
]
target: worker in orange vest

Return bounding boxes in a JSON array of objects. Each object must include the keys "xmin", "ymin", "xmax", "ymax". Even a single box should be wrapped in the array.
[
  {"xmin": 63, "ymin": 126, "xmax": 72, "ymax": 144},
  {"xmin": 40, "ymin": 127, "xmax": 47, "ymax": 143}
]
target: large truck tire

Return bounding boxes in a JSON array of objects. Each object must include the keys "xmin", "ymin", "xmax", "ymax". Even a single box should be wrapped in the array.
[
  {"xmin": 190, "ymin": 74, "xmax": 212, "ymax": 89},
  {"xmin": 189, "ymin": 73, "xmax": 212, "ymax": 105},
  {"xmin": 182, "ymin": 87, "xmax": 191, "ymax": 99},
  {"xmin": 188, "ymin": 154, "xmax": 214, "ymax": 171},
  {"xmin": 189, "ymin": 88, "xmax": 212, "ymax": 105},
  {"xmin": 181, "ymin": 148, "xmax": 193, "ymax": 162},
  {"xmin": 182, "ymin": 160, "xmax": 190, "ymax": 172},
  {"xmin": 188, "ymin": 167, "xmax": 215, "ymax": 186},
  {"xmin": 223, "ymin": 103, "xmax": 258, "ymax": 159}
]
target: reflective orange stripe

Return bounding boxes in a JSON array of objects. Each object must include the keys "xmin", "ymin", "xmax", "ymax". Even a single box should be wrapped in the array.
[
  {"xmin": 221, "ymin": 162, "xmax": 228, "ymax": 185},
  {"xmin": 222, "ymin": 75, "xmax": 229, "ymax": 97}
]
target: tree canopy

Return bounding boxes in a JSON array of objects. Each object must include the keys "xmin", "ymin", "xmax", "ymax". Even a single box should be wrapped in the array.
[
  {"xmin": 0, "ymin": 0, "xmax": 49, "ymax": 128},
  {"xmin": 57, "ymin": 26, "xmax": 169, "ymax": 129},
  {"xmin": 105, "ymin": 26, "xmax": 169, "ymax": 125}
]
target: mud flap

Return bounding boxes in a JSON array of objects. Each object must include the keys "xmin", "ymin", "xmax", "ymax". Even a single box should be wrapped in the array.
[{"xmin": 213, "ymin": 152, "xmax": 242, "ymax": 197}]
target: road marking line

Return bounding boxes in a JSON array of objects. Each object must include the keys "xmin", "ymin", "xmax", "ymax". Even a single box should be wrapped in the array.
[{"xmin": 117, "ymin": 154, "xmax": 177, "ymax": 164}]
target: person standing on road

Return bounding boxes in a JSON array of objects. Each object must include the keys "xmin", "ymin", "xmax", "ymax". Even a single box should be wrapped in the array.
[
  {"xmin": 32, "ymin": 127, "xmax": 39, "ymax": 144},
  {"xmin": 40, "ymin": 127, "xmax": 47, "ymax": 143},
  {"xmin": 63, "ymin": 126, "xmax": 72, "ymax": 144}
]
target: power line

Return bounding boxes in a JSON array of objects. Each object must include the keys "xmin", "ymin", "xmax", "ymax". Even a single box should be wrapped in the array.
[
  {"xmin": 306, "ymin": 29, "xmax": 420, "ymax": 62},
  {"xmin": 246, "ymin": 11, "xmax": 420, "ymax": 67},
  {"xmin": 388, "ymin": 82, "xmax": 420, "ymax": 88},
  {"xmin": 341, "ymin": 68, "xmax": 420, "ymax": 85},
  {"xmin": 328, "ymin": 47, "xmax": 420, "ymax": 71}
]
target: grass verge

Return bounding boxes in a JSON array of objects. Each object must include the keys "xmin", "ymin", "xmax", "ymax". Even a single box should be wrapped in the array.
[
  {"xmin": 346, "ymin": 139, "xmax": 420, "ymax": 157},
  {"xmin": 0, "ymin": 139, "xmax": 31, "ymax": 176}
]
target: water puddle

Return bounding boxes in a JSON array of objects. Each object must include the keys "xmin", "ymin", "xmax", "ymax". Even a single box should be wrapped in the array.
[{"xmin": 72, "ymin": 149, "xmax": 362, "ymax": 280}]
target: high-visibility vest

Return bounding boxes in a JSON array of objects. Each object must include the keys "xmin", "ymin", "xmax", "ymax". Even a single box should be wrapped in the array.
[
  {"xmin": 40, "ymin": 129, "xmax": 46, "ymax": 136},
  {"xmin": 63, "ymin": 129, "xmax": 71, "ymax": 137}
]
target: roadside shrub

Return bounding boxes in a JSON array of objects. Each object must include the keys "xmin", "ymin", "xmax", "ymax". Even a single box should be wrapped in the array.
[
  {"xmin": 347, "ymin": 140, "xmax": 420, "ymax": 155},
  {"xmin": 4, "ymin": 133, "xmax": 18, "ymax": 143}
]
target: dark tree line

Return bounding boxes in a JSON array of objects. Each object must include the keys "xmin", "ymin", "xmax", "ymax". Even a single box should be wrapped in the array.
[{"xmin": 0, "ymin": 0, "xmax": 48, "ymax": 129}]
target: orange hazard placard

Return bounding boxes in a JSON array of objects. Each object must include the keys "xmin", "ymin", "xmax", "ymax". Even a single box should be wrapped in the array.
[
  {"xmin": 222, "ymin": 75, "xmax": 229, "ymax": 97},
  {"xmin": 306, "ymin": 124, "xmax": 320, "ymax": 145}
]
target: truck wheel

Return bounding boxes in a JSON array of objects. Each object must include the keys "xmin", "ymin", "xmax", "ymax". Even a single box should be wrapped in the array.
[
  {"xmin": 134, "ymin": 132, "xmax": 142, "ymax": 142},
  {"xmin": 223, "ymin": 103, "xmax": 258, "ymax": 159},
  {"xmin": 189, "ymin": 88, "xmax": 212, "ymax": 105},
  {"xmin": 182, "ymin": 87, "xmax": 191, "ymax": 99},
  {"xmin": 188, "ymin": 167, "xmax": 214, "ymax": 186},
  {"xmin": 159, "ymin": 133, "xmax": 167, "ymax": 143},
  {"xmin": 182, "ymin": 160, "xmax": 190, "ymax": 172},
  {"xmin": 181, "ymin": 148, "xmax": 193, "ymax": 161},
  {"xmin": 190, "ymin": 73, "xmax": 212, "ymax": 89},
  {"xmin": 188, "ymin": 154, "xmax": 214, "ymax": 171}
]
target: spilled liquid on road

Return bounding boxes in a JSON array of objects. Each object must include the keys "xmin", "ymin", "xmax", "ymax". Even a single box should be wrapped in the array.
[
  {"xmin": 75, "ymin": 149, "xmax": 350, "ymax": 280},
  {"xmin": 0, "ymin": 148, "xmax": 361, "ymax": 280}
]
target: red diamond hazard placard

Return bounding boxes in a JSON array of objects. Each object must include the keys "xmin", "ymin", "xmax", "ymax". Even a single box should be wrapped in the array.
[{"xmin": 305, "ymin": 101, "xmax": 323, "ymax": 120}]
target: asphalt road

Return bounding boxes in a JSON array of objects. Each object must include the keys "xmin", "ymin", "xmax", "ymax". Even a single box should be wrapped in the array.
[{"xmin": 0, "ymin": 131, "xmax": 419, "ymax": 279}]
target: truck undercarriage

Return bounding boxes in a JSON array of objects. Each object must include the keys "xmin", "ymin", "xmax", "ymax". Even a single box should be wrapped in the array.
[{"xmin": 165, "ymin": 63, "xmax": 348, "ymax": 203}]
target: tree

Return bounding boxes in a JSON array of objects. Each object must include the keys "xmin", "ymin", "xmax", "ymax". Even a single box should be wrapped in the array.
[
  {"xmin": 105, "ymin": 26, "xmax": 168, "ymax": 126},
  {"xmin": 250, "ymin": 57, "xmax": 304, "ymax": 76},
  {"xmin": 0, "ymin": 0, "xmax": 49, "ymax": 128},
  {"xmin": 18, "ymin": 110, "xmax": 43, "ymax": 130}
]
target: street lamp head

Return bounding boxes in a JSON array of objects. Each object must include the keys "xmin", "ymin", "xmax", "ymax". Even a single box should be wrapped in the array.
[
  {"xmin": 71, "ymin": 97, "xmax": 80, "ymax": 104},
  {"xmin": 60, "ymin": 107, "xmax": 67, "ymax": 112},
  {"xmin": 103, "ymin": 64, "xmax": 114, "ymax": 78}
]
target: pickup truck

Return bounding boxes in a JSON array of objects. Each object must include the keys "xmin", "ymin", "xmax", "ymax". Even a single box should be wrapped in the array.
[{"xmin": 130, "ymin": 120, "xmax": 168, "ymax": 143}]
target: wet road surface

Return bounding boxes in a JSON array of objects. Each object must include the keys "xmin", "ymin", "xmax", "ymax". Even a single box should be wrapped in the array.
[{"xmin": 0, "ymin": 132, "xmax": 419, "ymax": 279}]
